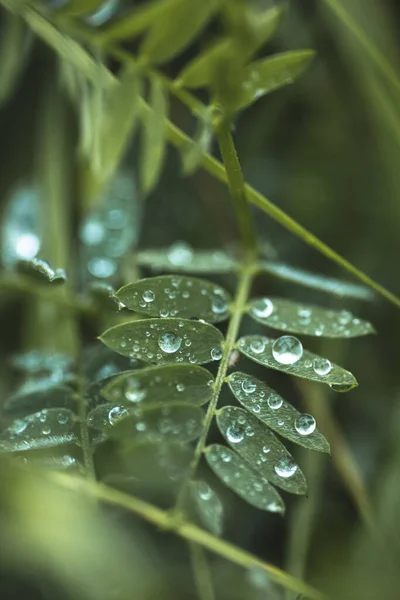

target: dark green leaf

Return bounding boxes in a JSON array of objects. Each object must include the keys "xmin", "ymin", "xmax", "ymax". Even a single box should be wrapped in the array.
[
  {"xmin": 176, "ymin": 39, "xmax": 231, "ymax": 88},
  {"xmin": 216, "ymin": 407, "xmax": 307, "ymax": 495},
  {"xmin": 0, "ymin": 408, "xmax": 78, "ymax": 452},
  {"xmin": 238, "ymin": 335, "xmax": 357, "ymax": 389},
  {"xmin": 189, "ymin": 480, "xmax": 223, "ymax": 536},
  {"xmin": 102, "ymin": 364, "xmax": 214, "ymax": 406},
  {"xmin": 140, "ymin": 76, "xmax": 168, "ymax": 194},
  {"xmin": 205, "ymin": 444, "xmax": 285, "ymax": 513},
  {"xmin": 87, "ymin": 401, "xmax": 204, "ymax": 443},
  {"xmin": 228, "ymin": 372, "xmax": 330, "ymax": 453},
  {"xmin": 100, "ymin": 317, "xmax": 225, "ymax": 365},
  {"xmin": 53, "ymin": 0, "xmax": 104, "ymax": 17},
  {"xmin": 3, "ymin": 384, "xmax": 75, "ymax": 418},
  {"xmin": 137, "ymin": 243, "xmax": 238, "ymax": 274},
  {"xmin": 140, "ymin": 0, "xmax": 218, "ymax": 64},
  {"xmin": 0, "ymin": 12, "xmax": 29, "ymax": 107},
  {"xmin": 231, "ymin": 51, "xmax": 315, "ymax": 111},
  {"xmin": 116, "ymin": 275, "xmax": 231, "ymax": 323},
  {"xmin": 261, "ymin": 261, "xmax": 375, "ymax": 301},
  {"xmin": 248, "ymin": 297, "xmax": 374, "ymax": 338}
]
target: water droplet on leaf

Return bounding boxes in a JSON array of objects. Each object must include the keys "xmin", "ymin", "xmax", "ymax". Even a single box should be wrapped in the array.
[
  {"xmin": 158, "ymin": 332, "xmax": 181, "ymax": 354},
  {"xmin": 267, "ymin": 394, "xmax": 283, "ymax": 409},
  {"xmin": 272, "ymin": 335, "xmax": 303, "ymax": 365},
  {"xmin": 226, "ymin": 425, "xmax": 244, "ymax": 444},
  {"xmin": 312, "ymin": 357, "xmax": 332, "ymax": 376},
  {"xmin": 142, "ymin": 290, "xmax": 155, "ymax": 303},
  {"xmin": 274, "ymin": 457, "xmax": 297, "ymax": 478},
  {"xmin": 251, "ymin": 298, "xmax": 274, "ymax": 318},
  {"xmin": 295, "ymin": 414, "xmax": 316, "ymax": 435}
]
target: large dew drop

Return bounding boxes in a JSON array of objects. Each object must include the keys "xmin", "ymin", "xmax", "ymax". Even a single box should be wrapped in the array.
[
  {"xmin": 312, "ymin": 357, "xmax": 332, "ymax": 376},
  {"xmin": 242, "ymin": 379, "xmax": 256, "ymax": 394},
  {"xmin": 158, "ymin": 332, "xmax": 181, "ymax": 354},
  {"xmin": 226, "ymin": 425, "xmax": 244, "ymax": 444},
  {"xmin": 211, "ymin": 295, "xmax": 228, "ymax": 315},
  {"xmin": 272, "ymin": 335, "xmax": 303, "ymax": 365},
  {"xmin": 211, "ymin": 347, "xmax": 222, "ymax": 361},
  {"xmin": 295, "ymin": 413, "xmax": 316, "ymax": 435},
  {"xmin": 108, "ymin": 406, "xmax": 129, "ymax": 425},
  {"xmin": 251, "ymin": 298, "xmax": 274, "ymax": 318},
  {"xmin": 142, "ymin": 290, "xmax": 155, "ymax": 303},
  {"xmin": 274, "ymin": 457, "xmax": 298, "ymax": 478},
  {"xmin": 267, "ymin": 394, "xmax": 283, "ymax": 409}
]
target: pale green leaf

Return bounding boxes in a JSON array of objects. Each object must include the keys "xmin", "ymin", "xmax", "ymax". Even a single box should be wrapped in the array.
[
  {"xmin": 116, "ymin": 275, "xmax": 231, "ymax": 323},
  {"xmin": 261, "ymin": 261, "xmax": 375, "ymax": 301},
  {"xmin": 101, "ymin": 364, "xmax": 214, "ymax": 406},
  {"xmin": 19, "ymin": 452, "xmax": 83, "ymax": 472},
  {"xmin": 137, "ymin": 243, "xmax": 238, "ymax": 274},
  {"xmin": 242, "ymin": 5, "xmax": 286, "ymax": 59},
  {"xmin": 16, "ymin": 258, "xmax": 67, "ymax": 285},
  {"xmin": 190, "ymin": 480, "xmax": 223, "ymax": 536},
  {"xmin": 0, "ymin": 408, "xmax": 78, "ymax": 452},
  {"xmin": 0, "ymin": 12, "xmax": 29, "ymax": 107},
  {"xmin": 94, "ymin": 65, "xmax": 142, "ymax": 183},
  {"xmin": 181, "ymin": 108, "xmax": 213, "ymax": 174},
  {"xmin": 100, "ymin": 318, "xmax": 224, "ymax": 365},
  {"xmin": 53, "ymin": 0, "xmax": 104, "ymax": 17},
  {"xmin": 140, "ymin": 76, "xmax": 168, "ymax": 194},
  {"xmin": 205, "ymin": 444, "xmax": 285, "ymax": 513},
  {"xmin": 3, "ymin": 385, "xmax": 75, "ymax": 418},
  {"xmin": 231, "ymin": 50, "xmax": 315, "ymax": 111},
  {"xmin": 87, "ymin": 401, "xmax": 204, "ymax": 443},
  {"xmin": 228, "ymin": 372, "xmax": 330, "ymax": 453},
  {"xmin": 216, "ymin": 407, "xmax": 307, "ymax": 495},
  {"xmin": 140, "ymin": 0, "xmax": 218, "ymax": 65},
  {"xmin": 23, "ymin": 8, "xmax": 114, "ymax": 87},
  {"xmin": 248, "ymin": 297, "xmax": 375, "ymax": 338},
  {"xmin": 238, "ymin": 335, "xmax": 357, "ymax": 389},
  {"xmin": 176, "ymin": 39, "xmax": 231, "ymax": 88}
]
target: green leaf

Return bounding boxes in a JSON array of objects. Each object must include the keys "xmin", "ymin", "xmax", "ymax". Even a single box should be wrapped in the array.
[
  {"xmin": 238, "ymin": 335, "xmax": 358, "ymax": 389},
  {"xmin": 0, "ymin": 409, "xmax": 78, "ymax": 452},
  {"xmin": 101, "ymin": 364, "xmax": 214, "ymax": 406},
  {"xmin": 116, "ymin": 275, "xmax": 231, "ymax": 323},
  {"xmin": 53, "ymin": 0, "xmax": 104, "ymax": 17},
  {"xmin": 15, "ymin": 258, "xmax": 67, "ymax": 285},
  {"xmin": 228, "ymin": 372, "xmax": 330, "ymax": 453},
  {"xmin": 87, "ymin": 401, "xmax": 204, "ymax": 444},
  {"xmin": 23, "ymin": 8, "xmax": 114, "ymax": 87},
  {"xmin": 261, "ymin": 261, "xmax": 375, "ymax": 301},
  {"xmin": 140, "ymin": 0, "xmax": 218, "ymax": 65},
  {"xmin": 100, "ymin": 318, "xmax": 225, "ymax": 365},
  {"xmin": 181, "ymin": 108, "xmax": 213, "ymax": 174},
  {"xmin": 176, "ymin": 39, "xmax": 231, "ymax": 88},
  {"xmin": 137, "ymin": 243, "xmax": 238, "ymax": 274},
  {"xmin": 18, "ymin": 452, "xmax": 82, "ymax": 472},
  {"xmin": 140, "ymin": 76, "xmax": 168, "ymax": 194},
  {"xmin": 205, "ymin": 444, "xmax": 285, "ymax": 513},
  {"xmin": 0, "ymin": 12, "xmax": 29, "ymax": 108},
  {"xmin": 3, "ymin": 385, "xmax": 75, "ymax": 418},
  {"xmin": 230, "ymin": 50, "xmax": 315, "ymax": 112},
  {"xmin": 242, "ymin": 5, "xmax": 286, "ymax": 59},
  {"xmin": 248, "ymin": 297, "xmax": 375, "ymax": 338},
  {"xmin": 189, "ymin": 480, "xmax": 223, "ymax": 536},
  {"xmin": 94, "ymin": 65, "xmax": 142, "ymax": 183},
  {"xmin": 216, "ymin": 407, "xmax": 307, "ymax": 495}
]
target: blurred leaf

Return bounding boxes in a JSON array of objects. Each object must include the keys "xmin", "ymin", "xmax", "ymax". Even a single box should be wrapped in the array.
[
  {"xmin": 181, "ymin": 107, "xmax": 213, "ymax": 174},
  {"xmin": 102, "ymin": 363, "xmax": 214, "ymax": 406},
  {"xmin": 238, "ymin": 335, "xmax": 357, "ymax": 388},
  {"xmin": 261, "ymin": 261, "xmax": 375, "ymax": 301},
  {"xmin": 216, "ymin": 406, "xmax": 307, "ymax": 495},
  {"xmin": 0, "ymin": 12, "xmax": 29, "ymax": 107},
  {"xmin": 205, "ymin": 444, "xmax": 285, "ymax": 513},
  {"xmin": 87, "ymin": 281, "xmax": 120, "ymax": 311},
  {"xmin": 3, "ymin": 384, "xmax": 75, "ymax": 418},
  {"xmin": 176, "ymin": 39, "xmax": 231, "ymax": 88},
  {"xmin": 88, "ymin": 401, "xmax": 204, "ymax": 443},
  {"xmin": 228, "ymin": 372, "xmax": 330, "ymax": 453},
  {"xmin": 100, "ymin": 317, "xmax": 225, "ymax": 365},
  {"xmin": 140, "ymin": 0, "xmax": 218, "ymax": 65},
  {"xmin": 15, "ymin": 258, "xmax": 67, "ymax": 285},
  {"xmin": 0, "ymin": 408, "xmax": 78, "ymax": 452},
  {"xmin": 23, "ymin": 8, "xmax": 114, "ymax": 87},
  {"xmin": 140, "ymin": 76, "xmax": 168, "ymax": 194},
  {"xmin": 54, "ymin": 0, "xmax": 105, "ymax": 17},
  {"xmin": 94, "ymin": 65, "xmax": 142, "ymax": 184},
  {"xmin": 242, "ymin": 4, "xmax": 286, "ymax": 59},
  {"xmin": 230, "ymin": 50, "xmax": 315, "ymax": 112},
  {"xmin": 116, "ymin": 275, "xmax": 231, "ymax": 323},
  {"xmin": 248, "ymin": 297, "xmax": 375, "ymax": 338},
  {"xmin": 189, "ymin": 480, "xmax": 223, "ymax": 536},
  {"xmin": 137, "ymin": 243, "xmax": 238, "ymax": 273}
]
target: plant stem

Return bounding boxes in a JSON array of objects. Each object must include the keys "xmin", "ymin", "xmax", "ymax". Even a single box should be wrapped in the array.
[
  {"xmin": 190, "ymin": 543, "xmax": 216, "ymax": 600},
  {"xmin": 215, "ymin": 119, "xmax": 257, "ymax": 257}
]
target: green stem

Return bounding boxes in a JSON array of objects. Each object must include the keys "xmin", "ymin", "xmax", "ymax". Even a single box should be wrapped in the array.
[{"xmin": 215, "ymin": 119, "xmax": 257, "ymax": 256}]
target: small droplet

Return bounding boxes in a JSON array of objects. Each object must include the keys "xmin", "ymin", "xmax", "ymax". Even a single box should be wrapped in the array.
[
  {"xmin": 295, "ymin": 413, "xmax": 316, "ymax": 435},
  {"xmin": 251, "ymin": 298, "xmax": 274, "ymax": 319},
  {"xmin": 339, "ymin": 310, "xmax": 352, "ymax": 325},
  {"xmin": 125, "ymin": 379, "xmax": 146, "ymax": 403},
  {"xmin": 142, "ymin": 290, "xmax": 155, "ymax": 303},
  {"xmin": 57, "ymin": 412, "xmax": 69, "ymax": 425},
  {"xmin": 272, "ymin": 336, "xmax": 303, "ymax": 365},
  {"xmin": 262, "ymin": 446, "xmax": 270, "ymax": 454},
  {"xmin": 226, "ymin": 425, "xmax": 244, "ymax": 444},
  {"xmin": 108, "ymin": 406, "xmax": 129, "ymax": 425},
  {"xmin": 312, "ymin": 357, "xmax": 332, "ymax": 376},
  {"xmin": 42, "ymin": 426, "xmax": 51, "ymax": 435},
  {"xmin": 274, "ymin": 457, "xmax": 297, "ymax": 478},
  {"xmin": 211, "ymin": 295, "xmax": 228, "ymax": 315},
  {"xmin": 158, "ymin": 332, "xmax": 181, "ymax": 354},
  {"xmin": 241, "ymin": 379, "xmax": 256, "ymax": 394},
  {"xmin": 198, "ymin": 481, "xmax": 212, "ymax": 500},
  {"xmin": 211, "ymin": 347, "xmax": 222, "ymax": 361},
  {"xmin": 250, "ymin": 338, "xmax": 265, "ymax": 354},
  {"xmin": 167, "ymin": 241, "xmax": 193, "ymax": 266},
  {"xmin": 176, "ymin": 383, "xmax": 185, "ymax": 392},
  {"xmin": 268, "ymin": 394, "xmax": 283, "ymax": 409},
  {"xmin": 160, "ymin": 308, "xmax": 169, "ymax": 317}
]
